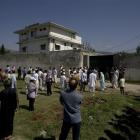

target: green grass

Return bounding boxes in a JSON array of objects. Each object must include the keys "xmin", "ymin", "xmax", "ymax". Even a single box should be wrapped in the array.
[{"xmin": 1, "ymin": 80, "xmax": 140, "ymax": 140}]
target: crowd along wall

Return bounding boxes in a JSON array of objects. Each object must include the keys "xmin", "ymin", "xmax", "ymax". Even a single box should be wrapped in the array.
[{"xmin": 1, "ymin": 51, "xmax": 139, "ymax": 81}]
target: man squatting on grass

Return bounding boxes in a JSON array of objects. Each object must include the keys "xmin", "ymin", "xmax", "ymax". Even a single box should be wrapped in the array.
[{"xmin": 59, "ymin": 77, "xmax": 83, "ymax": 140}]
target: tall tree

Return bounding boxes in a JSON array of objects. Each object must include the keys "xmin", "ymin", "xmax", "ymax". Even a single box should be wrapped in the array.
[
  {"xmin": 136, "ymin": 46, "xmax": 140, "ymax": 55},
  {"xmin": 0, "ymin": 44, "xmax": 6, "ymax": 54}
]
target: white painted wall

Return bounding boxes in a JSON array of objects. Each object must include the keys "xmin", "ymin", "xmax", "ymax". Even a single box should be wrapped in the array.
[
  {"xmin": 19, "ymin": 27, "xmax": 49, "ymax": 41},
  {"xmin": 49, "ymin": 40, "xmax": 73, "ymax": 51},
  {"xmin": 20, "ymin": 39, "xmax": 49, "ymax": 53},
  {"xmin": 36, "ymin": 28, "xmax": 49, "ymax": 37}
]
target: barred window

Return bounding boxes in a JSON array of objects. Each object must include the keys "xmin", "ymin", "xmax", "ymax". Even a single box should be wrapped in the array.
[{"xmin": 40, "ymin": 44, "xmax": 46, "ymax": 50}]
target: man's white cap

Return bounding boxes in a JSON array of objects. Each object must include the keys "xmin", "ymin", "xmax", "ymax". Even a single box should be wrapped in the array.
[
  {"xmin": 62, "ymin": 72, "xmax": 65, "ymax": 75},
  {"xmin": 73, "ymin": 71, "xmax": 77, "ymax": 74}
]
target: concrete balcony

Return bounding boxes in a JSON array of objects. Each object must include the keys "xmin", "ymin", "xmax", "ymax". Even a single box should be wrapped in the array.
[{"xmin": 49, "ymin": 32, "xmax": 82, "ymax": 45}]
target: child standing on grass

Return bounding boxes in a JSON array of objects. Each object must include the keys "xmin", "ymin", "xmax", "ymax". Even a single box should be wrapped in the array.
[{"xmin": 119, "ymin": 75, "xmax": 125, "ymax": 95}]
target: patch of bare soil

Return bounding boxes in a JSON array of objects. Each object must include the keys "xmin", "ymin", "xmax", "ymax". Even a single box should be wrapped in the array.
[
  {"xmin": 125, "ymin": 83, "xmax": 140, "ymax": 95},
  {"xmin": 106, "ymin": 82, "xmax": 140, "ymax": 96}
]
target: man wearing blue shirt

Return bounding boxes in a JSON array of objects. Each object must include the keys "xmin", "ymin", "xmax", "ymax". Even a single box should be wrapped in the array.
[{"xmin": 59, "ymin": 77, "xmax": 83, "ymax": 140}]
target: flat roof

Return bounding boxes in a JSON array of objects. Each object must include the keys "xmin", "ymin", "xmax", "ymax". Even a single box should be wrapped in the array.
[{"xmin": 14, "ymin": 22, "xmax": 78, "ymax": 34}]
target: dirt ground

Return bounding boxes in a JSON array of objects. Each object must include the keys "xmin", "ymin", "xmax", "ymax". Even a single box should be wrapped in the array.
[
  {"xmin": 125, "ymin": 83, "xmax": 140, "ymax": 94},
  {"xmin": 106, "ymin": 82, "xmax": 140, "ymax": 95}
]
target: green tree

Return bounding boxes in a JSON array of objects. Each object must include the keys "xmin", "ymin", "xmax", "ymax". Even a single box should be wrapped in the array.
[
  {"xmin": 0, "ymin": 44, "xmax": 6, "ymax": 54},
  {"xmin": 136, "ymin": 46, "xmax": 140, "ymax": 55}
]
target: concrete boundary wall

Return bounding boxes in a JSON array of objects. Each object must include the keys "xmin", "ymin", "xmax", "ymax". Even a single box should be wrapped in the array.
[
  {"xmin": 119, "ymin": 55, "xmax": 140, "ymax": 81},
  {"xmin": 125, "ymin": 68, "xmax": 140, "ymax": 81},
  {"xmin": 0, "ymin": 50, "xmax": 83, "ymax": 70}
]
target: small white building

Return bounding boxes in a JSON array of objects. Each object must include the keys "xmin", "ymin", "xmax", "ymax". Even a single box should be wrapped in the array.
[{"xmin": 15, "ymin": 22, "xmax": 82, "ymax": 53}]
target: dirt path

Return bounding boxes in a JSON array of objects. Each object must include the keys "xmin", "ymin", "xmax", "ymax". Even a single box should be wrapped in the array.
[
  {"xmin": 106, "ymin": 82, "xmax": 140, "ymax": 95},
  {"xmin": 125, "ymin": 83, "xmax": 140, "ymax": 94}
]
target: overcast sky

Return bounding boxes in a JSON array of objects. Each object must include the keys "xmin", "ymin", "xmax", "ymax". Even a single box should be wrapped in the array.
[{"xmin": 0, "ymin": 0, "xmax": 140, "ymax": 52}]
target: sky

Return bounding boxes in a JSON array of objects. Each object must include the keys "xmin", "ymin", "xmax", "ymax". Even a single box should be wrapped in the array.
[{"xmin": 0, "ymin": 0, "xmax": 140, "ymax": 52}]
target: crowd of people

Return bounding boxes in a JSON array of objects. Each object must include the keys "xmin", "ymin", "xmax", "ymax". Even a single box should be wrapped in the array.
[{"xmin": 0, "ymin": 64, "xmax": 126, "ymax": 140}]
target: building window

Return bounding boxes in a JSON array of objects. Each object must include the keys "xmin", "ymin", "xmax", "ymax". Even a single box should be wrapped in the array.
[
  {"xmin": 51, "ymin": 39, "xmax": 55, "ymax": 43},
  {"xmin": 31, "ymin": 31, "xmax": 36, "ymax": 37},
  {"xmin": 22, "ymin": 47, "xmax": 27, "ymax": 52},
  {"xmin": 40, "ymin": 44, "xmax": 46, "ymax": 50},
  {"xmin": 39, "ymin": 28, "xmax": 46, "ymax": 31},
  {"xmin": 64, "ymin": 43, "xmax": 67, "ymax": 46},
  {"xmin": 55, "ymin": 44, "xmax": 60, "ymax": 50},
  {"xmin": 21, "ymin": 32, "xmax": 27, "ymax": 35}
]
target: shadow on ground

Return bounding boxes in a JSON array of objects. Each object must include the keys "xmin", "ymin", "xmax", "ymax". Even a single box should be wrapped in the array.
[
  {"xmin": 99, "ymin": 106, "xmax": 140, "ymax": 140},
  {"xmin": 20, "ymin": 91, "xmax": 26, "ymax": 95},
  {"xmin": 133, "ymin": 95, "xmax": 140, "ymax": 102},
  {"xmin": 19, "ymin": 105, "xmax": 29, "ymax": 110},
  {"xmin": 38, "ymin": 91, "xmax": 47, "ymax": 96},
  {"xmin": 34, "ymin": 136, "xmax": 56, "ymax": 140}
]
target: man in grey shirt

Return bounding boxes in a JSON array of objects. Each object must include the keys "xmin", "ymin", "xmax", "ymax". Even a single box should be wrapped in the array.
[{"xmin": 59, "ymin": 77, "xmax": 83, "ymax": 140}]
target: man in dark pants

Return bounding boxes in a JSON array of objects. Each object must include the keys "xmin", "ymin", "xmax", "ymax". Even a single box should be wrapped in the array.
[
  {"xmin": 17, "ymin": 66, "xmax": 22, "ymax": 80},
  {"xmin": 0, "ymin": 79, "xmax": 18, "ymax": 140},
  {"xmin": 59, "ymin": 77, "xmax": 83, "ymax": 140},
  {"xmin": 46, "ymin": 75, "xmax": 52, "ymax": 96}
]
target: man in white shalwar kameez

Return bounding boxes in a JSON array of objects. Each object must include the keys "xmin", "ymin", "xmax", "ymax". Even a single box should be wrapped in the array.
[
  {"xmin": 112, "ymin": 68, "xmax": 119, "ymax": 89},
  {"xmin": 60, "ymin": 72, "xmax": 67, "ymax": 90},
  {"xmin": 11, "ymin": 71, "xmax": 17, "ymax": 89},
  {"xmin": 38, "ymin": 69, "xmax": 43, "ymax": 90},
  {"xmin": 25, "ymin": 71, "xmax": 31, "ymax": 94},
  {"xmin": 88, "ymin": 70, "xmax": 97, "ymax": 92},
  {"xmin": 32, "ymin": 70, "xmax": 39, "ymax": 96}
]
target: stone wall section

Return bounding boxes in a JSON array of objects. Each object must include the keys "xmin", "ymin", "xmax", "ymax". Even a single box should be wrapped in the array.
[
  {"xmin": 0, "ymin": 50, "xmax": 82, "ymax": 71},
  {"xmin": 119, "ymin": 55, "xmax": 140, "ymax": 81}
]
